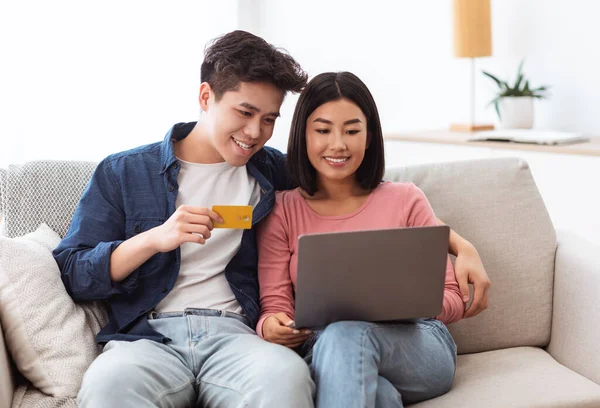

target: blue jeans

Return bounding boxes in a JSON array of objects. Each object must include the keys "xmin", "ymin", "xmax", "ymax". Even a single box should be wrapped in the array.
[
  {"xmin": 300, "ymin": 319, "xmax": 457, "ymax": 408},
  {"xmin": 78, "ymin": 309, "xmax": 315, "ymax": 407}
]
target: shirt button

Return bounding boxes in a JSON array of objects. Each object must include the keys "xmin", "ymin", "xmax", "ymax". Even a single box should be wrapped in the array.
[
  {"xmin": 162, "ymin": 288, "xmax": 168, "ymax": 293},
  {"xmin": 168, "ymin": 185, "xmax": 174, "ymax": 192},
  {"xmin": 134, "ymin": 225, "xmax": 141, "ymax": 233},
  {"xmin": 173, "ymin": 163, "xmax": 179, "ymax": 169}
]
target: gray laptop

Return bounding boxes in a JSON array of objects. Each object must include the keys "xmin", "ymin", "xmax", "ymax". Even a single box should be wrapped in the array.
[{"xmin": 294, "ymin": 226, "xmax": 450, "ymax": 328}]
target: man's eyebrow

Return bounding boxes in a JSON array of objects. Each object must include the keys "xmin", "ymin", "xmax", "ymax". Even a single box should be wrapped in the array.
[
  {"xmin": 313, "ymin": 118, "xmax": 362, "ymax": 125},
  {"xmin": 239, "ymin": 102, "xmax": 280, "ymax": 117}
]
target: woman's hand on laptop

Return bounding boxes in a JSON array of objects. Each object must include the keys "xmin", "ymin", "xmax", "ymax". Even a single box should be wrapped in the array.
[
  {"xmin": 454, "ymin": 243, "xmax": 491, "ymax": 318},
  {"xmin": 263, "ymin": 313, "xmax": 312, "ymax": 348}
]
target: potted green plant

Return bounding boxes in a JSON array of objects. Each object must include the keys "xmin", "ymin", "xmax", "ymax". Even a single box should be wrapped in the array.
[{"xmin": 482, "ymin": 60, "xmax": 550, "ymax": 129}]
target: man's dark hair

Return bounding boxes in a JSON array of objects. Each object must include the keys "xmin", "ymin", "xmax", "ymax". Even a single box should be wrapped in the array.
[
  {"xmin": 201, "ymin": 30, "xmax": 308, "ymax": 100},
  {"xmin": 287, "ymin": 71, "xmax": 385, "ymax": 196}
]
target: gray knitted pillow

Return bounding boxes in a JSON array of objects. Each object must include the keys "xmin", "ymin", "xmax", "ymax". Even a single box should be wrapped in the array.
[{"xmin": 0, "ymin": 160, "xmax": 97, "ymax": 238}]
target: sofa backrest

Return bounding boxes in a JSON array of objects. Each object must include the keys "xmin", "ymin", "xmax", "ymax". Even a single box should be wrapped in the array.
[
  {"xmin": 384, "ymin": 158, "xmax": 557, "ymax": 354},
  {"xmin": 0, "ymin": 168, "xmax": 6, "ymax": 236},
  {"xmin": 1, "ymin": 158, "xmax": 557, "ymax": 355},
  {"xmin": 0, "ymin": 160, "xmax": 97, "ymax": 238}
]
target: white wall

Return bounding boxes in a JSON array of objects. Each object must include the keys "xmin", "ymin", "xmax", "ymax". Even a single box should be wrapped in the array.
[
  {"xmin": 258, "ymin": 0, "xmax": 600, "ymax": 151},
  {"xmin": 4, "ymin": 1, "xmax": 599, "ymax": 160},
  {"xmin": 256, "ymin": 0, "xmax": 600, "ymax": 245},
  {"xmin": 0, "ymin": 0, "xmax": 239, "ymax": 167},
  {"xmin": 1, "ymin": 1, "xmax": 598, "ymax": 244}
]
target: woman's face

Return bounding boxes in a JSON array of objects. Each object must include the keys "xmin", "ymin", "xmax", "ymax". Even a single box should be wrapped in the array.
[{"xmin": 305, "ymin": 98, "xmax": 368, "ymax": 186}]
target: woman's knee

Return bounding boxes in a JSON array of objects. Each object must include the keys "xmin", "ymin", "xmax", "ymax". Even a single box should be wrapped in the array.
[
  {"xmin": 318, "ymin": 321, "xmax": 373, "ymax": 344},
  {"xmin": 401, "ymin": 355, "xmax": 455, "ymax": 404},
  {"xmin": 376, "ymin": 376, "xmax": 402, "ymax": 408},
  {"xmin": 438, "ymin": 358, "xmax": 456, "ymax": 395},
  {"xmin": 313, "ymin": 321, "xmax": 376, "ymax": 356}
]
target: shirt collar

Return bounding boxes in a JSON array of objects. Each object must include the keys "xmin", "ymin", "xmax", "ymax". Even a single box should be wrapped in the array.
[
  {"xmin": 159, "ymin": 122, "xmax": 196, "ymax": 174},
  {"xmin": 158, "ymin": 121, "xmax": 272, "ymax": 192}
]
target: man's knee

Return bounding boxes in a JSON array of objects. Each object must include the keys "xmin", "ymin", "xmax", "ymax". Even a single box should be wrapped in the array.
[
  {"xmin": 275, "ymin": 352, "xmax": 312, "ymax": 384},
  {"xmin": 264, "ymin": 346, "xmax": 311, "ymax": 381},
  {"xmin": 254, "ymin": 345, "xmax": 315, "ymax": 398},
  {"xmin": 79, "ymin": 346, "xmax": 143, "ymax": 400},
  {"xmin": 78, "ymin": 341, "xmax": 176, "ymax": 406}
]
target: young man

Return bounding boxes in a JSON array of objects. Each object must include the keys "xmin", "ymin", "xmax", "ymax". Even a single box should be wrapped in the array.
[
  {"xmin": 54, "ymin": 30, "xmax": 490, "ymax": 407},
  {"xmin": 54, "ymin": 31, "xmax": 313, "ymax": 408}
]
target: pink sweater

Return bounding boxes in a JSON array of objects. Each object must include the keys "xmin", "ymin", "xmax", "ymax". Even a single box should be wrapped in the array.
[{"xmin": 256, "ymin": 182, "xmax": 464, "ymax": 337}]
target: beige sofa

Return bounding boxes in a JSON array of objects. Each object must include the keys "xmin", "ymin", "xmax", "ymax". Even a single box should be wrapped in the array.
[{"xmin": 1, "ymin": 157, "xmax": 599, "ymax": 407}]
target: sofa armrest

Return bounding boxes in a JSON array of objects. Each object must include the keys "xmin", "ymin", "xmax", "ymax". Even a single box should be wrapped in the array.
[
  {"xmin": 0, "ymin": 320, "xmax": 15, "ymax": 408},
  {"xmin": 547, "ymin": 230, "xmax": 600, "ymax": 385}
]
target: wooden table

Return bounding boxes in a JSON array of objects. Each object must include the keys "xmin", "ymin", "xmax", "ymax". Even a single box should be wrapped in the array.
[{"xmin": 385, "ymin": 130, "xmax": 600, "ymax": 157}]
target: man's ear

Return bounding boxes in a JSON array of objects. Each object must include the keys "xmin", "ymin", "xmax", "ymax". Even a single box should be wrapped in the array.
[{"xmin": 198, "ymin": 82, "xmax": 213, "ymax": 112}]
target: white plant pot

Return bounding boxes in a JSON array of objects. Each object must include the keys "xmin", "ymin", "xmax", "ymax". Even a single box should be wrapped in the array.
[{"xmin": 497, "ymin": 96, "xmax": 534, "ymax": 129}]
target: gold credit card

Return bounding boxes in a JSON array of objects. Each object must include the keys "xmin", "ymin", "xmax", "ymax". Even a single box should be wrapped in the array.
[{"xmin": 212, "ymin": 205, "xmax": 253, "ymax": 229}]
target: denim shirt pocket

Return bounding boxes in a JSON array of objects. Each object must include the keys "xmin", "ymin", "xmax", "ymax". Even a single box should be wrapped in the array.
[{"xmin": 125, "ymin": 217, "xmax": 166, "ymax": 276}]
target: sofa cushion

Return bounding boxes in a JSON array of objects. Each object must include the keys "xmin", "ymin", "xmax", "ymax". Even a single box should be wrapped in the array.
[
  {"xmin": 0, "ymin": 224, "xmax": 108, "ymax": 397},
  {"xmin": 0, "ymin": 160, "xmax": 97, "ymax": 238},
  {"xmin": 410, "ymin": 347, "xmax": 600, "ymax": 408},
  {"xmin": 0, "ymin": 320, "xmax": 15, "ymax": 408},
  {"xmin": 12, "ymin": 384, "xmax": 77, "ymax": 408},
  {"xmin": 384, "ymin": 158, "xmax": 557, "ymax": 354}
]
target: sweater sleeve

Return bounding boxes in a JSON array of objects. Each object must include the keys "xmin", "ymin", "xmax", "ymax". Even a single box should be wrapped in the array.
[
  {"xmin": 256, "ymin": 199, "xmax": 296, "ymax": 338},
  {"xmin": 404, "ymin": 183, "xmax": 464, "ymax": 324}
]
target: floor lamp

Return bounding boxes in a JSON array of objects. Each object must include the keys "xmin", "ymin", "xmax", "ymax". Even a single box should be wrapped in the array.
[{"xmin": 450, "ymin": 0, "xmax": 494, "ymax": 132}]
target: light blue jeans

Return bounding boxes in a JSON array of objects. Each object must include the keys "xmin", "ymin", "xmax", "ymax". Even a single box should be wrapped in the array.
[
  {"xmin": 78, "ymin": 309, "xmax": 315, "ymax": 407},
  {"xmin": 300, "ymin": 319, "xmax": 457, "ymax": 408}
]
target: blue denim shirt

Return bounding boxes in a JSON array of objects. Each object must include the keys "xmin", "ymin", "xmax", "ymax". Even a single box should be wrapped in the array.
[{"xmin": 53, "ymin": 122, "xmax": 292, "ymax": 344}]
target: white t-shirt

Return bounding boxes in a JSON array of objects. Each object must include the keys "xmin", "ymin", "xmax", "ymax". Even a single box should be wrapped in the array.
[{"xmin": 155, "ymin": 158, "xmax": 261, "ymax": 314}]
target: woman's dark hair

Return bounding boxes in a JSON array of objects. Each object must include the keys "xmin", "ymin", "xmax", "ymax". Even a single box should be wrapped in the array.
[
  {"xmin": 287, "ymin": 72, "xmax": 385, "ymax": 195},
  {"xmin": 201, "ymin": 30, "xmax": 308, "ymax": 100}
]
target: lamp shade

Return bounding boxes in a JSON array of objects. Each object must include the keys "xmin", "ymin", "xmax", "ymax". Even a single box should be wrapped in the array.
[{"xmin": 452, "ymin": 0, "xmax": 492, "ymax": 58}]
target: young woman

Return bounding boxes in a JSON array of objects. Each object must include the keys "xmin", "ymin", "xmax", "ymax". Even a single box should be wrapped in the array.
[{"xmin": 257, "ymin": 72, "xmax": 463, "ymax": 408}]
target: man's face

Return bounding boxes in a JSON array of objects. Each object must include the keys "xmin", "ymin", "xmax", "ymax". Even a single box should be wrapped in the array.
[{"xmin": 203, "ymin": 81, "xmax": 284, "ymax": 167}]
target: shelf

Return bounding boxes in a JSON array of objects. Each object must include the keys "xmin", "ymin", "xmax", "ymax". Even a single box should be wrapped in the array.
[{"xmin": 385, "ymin": 130, "xmax": 600, "ymax": 157}]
